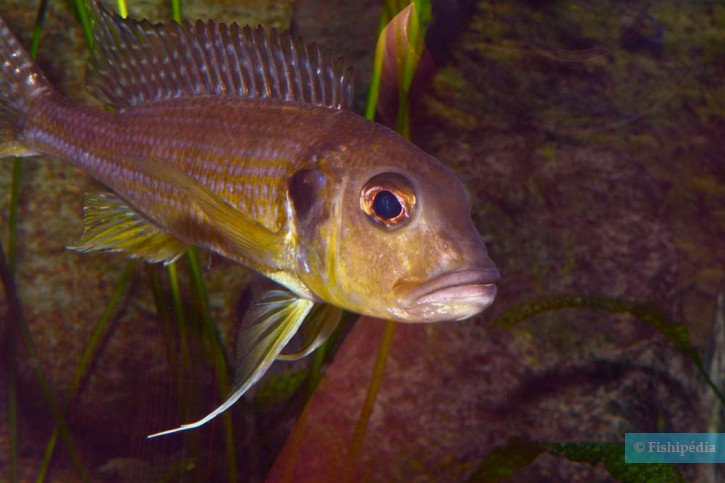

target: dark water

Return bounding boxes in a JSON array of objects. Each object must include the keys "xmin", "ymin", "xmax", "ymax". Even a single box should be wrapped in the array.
[{"xmin": 0, "ymin": 0, "xmax": 723, "ymax": 481}]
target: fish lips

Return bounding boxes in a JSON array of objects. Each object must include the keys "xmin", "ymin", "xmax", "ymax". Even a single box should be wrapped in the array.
[{"xmin": 398, "ymin": 268, "xmax": 500, "ymax": 322}]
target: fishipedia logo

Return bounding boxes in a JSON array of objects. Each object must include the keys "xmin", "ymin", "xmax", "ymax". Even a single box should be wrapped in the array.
[{"xmin": 625, "ymin": 433, "xmax": 725, "ymax": 463}]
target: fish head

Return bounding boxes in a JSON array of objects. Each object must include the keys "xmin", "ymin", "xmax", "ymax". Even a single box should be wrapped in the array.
[{"xmin": 289, "ymin": 118, "xmax": 499, "ymax": 323}]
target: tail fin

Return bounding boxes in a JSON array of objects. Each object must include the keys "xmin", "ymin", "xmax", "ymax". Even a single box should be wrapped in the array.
[{"xmin": 0, "ymin": 15, "xmax": 52, "ymax": 158}]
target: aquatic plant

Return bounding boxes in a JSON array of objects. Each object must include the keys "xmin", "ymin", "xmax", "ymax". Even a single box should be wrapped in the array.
[
  {"xmin": 2, "ymin": 1, "xmax": 722, "ymax": 482},
  {"xmin": 469, "ymin": 438, "xmax": 684, "ymax": 482},
  {"xmin": 2, "ymin": 0, "xmax": 240, "ymax": 480},
  {"xmin": 466, "ymin": 293, "xmax": 725, "ymax": 481},
  {"xmin": 4, "ymin": 1, "xmax": 85, "ymax": 480}
]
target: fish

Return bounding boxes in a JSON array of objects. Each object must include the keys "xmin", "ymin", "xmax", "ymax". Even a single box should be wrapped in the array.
[{"xmin": 0, "ymin": 1, "xmax": 500, "ymax": 438}]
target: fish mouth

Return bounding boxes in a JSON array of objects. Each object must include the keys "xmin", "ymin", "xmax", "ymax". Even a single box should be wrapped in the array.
[{"xmin": 397, "ymin": 268, "xmax": 500, "ymax": 322}]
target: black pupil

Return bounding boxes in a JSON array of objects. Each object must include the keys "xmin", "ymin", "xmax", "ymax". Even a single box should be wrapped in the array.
[{"xmin": 372, "ymin": 190, "xmax": 403, "ymax": 220}]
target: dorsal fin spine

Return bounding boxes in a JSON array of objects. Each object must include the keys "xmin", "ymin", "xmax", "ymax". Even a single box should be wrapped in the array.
[
  {"xmin": 127, "ymin": 22, "xmax": 155, "ymax": 104},
  {"xmin": 264, "ymin": 29, "xmax": 281, "ymax": 99},
  {"xmin": 249, "ymin": 27, "xmax": 263, "ymax": 96},
  {"xmin": 151, "ymin": 29, "xmax": 176, "ymax": 96},
  {"xmin": 254, "ymin": 28, "xmax": 268, "ymax": 96},
  {"xmin": 287, "ymin": 36, "xmax": 304, "ymax": 103},
  {"xmin": 196, "ymin": 21, "xmax": 217, "ymax": 95},
  {"xmin": 196, "ymin": 20, "xmax": 217, "ymax": 94},
  {"xmin": 278, "ymin": 32, "xmax": 293, "ymax": 102},
  {"xmin": 308, "ymin": 47, "xmax": 319, "ymax": 106},
  {"xmin": 223, "ymin": 24, "xmax": 245, "ymax": 98},
  {"xmin": 189, "ymin": 22, "xmax": 206, "ymax": 94},
  {"xmin": 211, "ymin": 22, "xmax": 233, "ymax": 97},
  {"xmin": 236, "ymin": 25, "xmax": 258, "ymax": 98},
  {"xmin": 87, "ymin": 1, "xmax": 353, "ymax": 109}
]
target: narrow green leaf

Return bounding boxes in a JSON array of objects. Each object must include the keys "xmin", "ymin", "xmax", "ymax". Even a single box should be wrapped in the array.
[
  {"xmin": 468, "ymin": 438, "xmax": 544, "ymax": 482},
  {"xmin": 347, "ymin": 321, "xmax": 396, "ymax": 471},
  {"xmin": 3, "ymin": 2, "xmax": 88, "ymax": 480},
  {"xmin": 115, "ymin": 0, "xmax": 128, "ymax": 19},
  {"xmin": 492, "ymin": 295, "xmax": 725, "ymax": 408},
  {"xmin": 4, "ymin": 273, "xmax": 19, "ymax": 483},
  {"xmin": 165, "ymin": 262, "xmax": 191, "ymax": 365},
  {"xmin": 254, "ymin": 369, "xmax": 308, "ymax": 408},
  {"xmin": 37, "ymin": 261, "xmax": 136, "ymax": 482},
  {"xmin": 186, "ymin": 247, "xmax": 237, "ymax": 482},
  {"xmin": 28, "ymin": 0, "xmax": 49, "ymax": 57},
  {"xmin": 171, "ymin": 0, "xmax": 182, "ymax": 24},
  {"xmin": 396, "ymin": 0, "xmax": 431, "ymax": 136},
  {"xmin": 7, "ymin": 160, "xmax": 20, "ymax": 273},
  {"xmin": 470, "ymin": 440, "xmax": 686, "ymax": 482},
  {"xmin": 0, "ymin": 241, "xmax": 89, "ymax": 480},
  {"xmin": 71, "ymin": 0, "xmax": 94, "ymax": 49},
  {"xmin": 546, "ymin": 442, "xmax": 685, "ymax": 482},
  {"xmin": 364, "ymin": 16, "xmax": 388, "ymax": 121},
  {"xmin": 348, "ymin": 1, "xmax": 433, "ymax": 471}
]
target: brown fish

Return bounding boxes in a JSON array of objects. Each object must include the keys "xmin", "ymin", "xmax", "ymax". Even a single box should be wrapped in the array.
[{"xmin": 0, "ymin": 1, "xmax": 499, "ymax": 437}]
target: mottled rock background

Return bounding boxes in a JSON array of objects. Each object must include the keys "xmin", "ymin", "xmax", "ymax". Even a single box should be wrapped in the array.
[{"xmin": 0, "ymin": 0, "xmax": 723, "ymax": 482}]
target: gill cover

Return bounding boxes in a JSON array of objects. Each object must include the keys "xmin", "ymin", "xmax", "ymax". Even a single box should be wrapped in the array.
[{"xmin": 287, "ymin": 167, "xmax": 340, "ymax": 298}]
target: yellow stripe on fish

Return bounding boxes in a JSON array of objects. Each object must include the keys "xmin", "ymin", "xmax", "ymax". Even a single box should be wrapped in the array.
[{"xmin": 0, "ymin": 0, "xmax": 500, "ymax": 438}]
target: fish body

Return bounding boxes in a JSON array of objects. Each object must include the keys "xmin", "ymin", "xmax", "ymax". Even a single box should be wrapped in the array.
[
  {"xmin": 24, "ymin": 95, "xmax": 356, "ymax": 295},
  {"xmin": 0, "ymin": 2, "xmax": 499, "ymax": 436}
]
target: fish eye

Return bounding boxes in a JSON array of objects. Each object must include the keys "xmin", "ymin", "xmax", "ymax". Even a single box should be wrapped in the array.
[
  {"xmin": 373, "ymin": 190, "xmax": 402, "ymax": 220},
  {"xmin": 360, "ymin": 172, "xmax": 416, "ymax": 229}
]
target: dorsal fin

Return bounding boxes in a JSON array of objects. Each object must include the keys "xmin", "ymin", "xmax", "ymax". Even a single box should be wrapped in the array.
[{"xmin": 87, "ymin": 1, "xmax": 353, "ymax": 110}]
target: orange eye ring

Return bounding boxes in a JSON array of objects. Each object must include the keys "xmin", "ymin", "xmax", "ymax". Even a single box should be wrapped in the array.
[{"xmin": 360, "ymin": 172, "xmax": 416, "ymax": 229}]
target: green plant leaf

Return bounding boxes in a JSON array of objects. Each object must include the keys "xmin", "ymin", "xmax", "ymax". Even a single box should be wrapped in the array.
[
  {"xmin": 38, "ymin": 261, "xmax": 136, "ymax": 482},
  {"xmin": 469, "ymin": 439, "xmax": 685, "ymax": 482},
  {"xmin": 492, "ymin": 295, "xmax": 725, "ymax": 408},
  {"xmin": 254, "ymin": 369, "xmax": 308, "ymax": 408},
  {"xmin": 546, "ymin": 442, "xmax": 685, "ymax": 483},
  {"xmin": 468, "ymin": 438, "xmax": 544, "ymax": 482}
]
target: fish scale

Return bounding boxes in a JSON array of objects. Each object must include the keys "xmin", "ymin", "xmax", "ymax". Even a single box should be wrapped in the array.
[
  {"xmin": 114, "ymin": 98, "xmax": 326, "ymax": 232},
  {"xmin": 0, "ymin": 1, "xmax": 499, "ymax": 438},
  {"xmin": 26, "ymin": 94, "xmax": 327, "ymax": 237}
]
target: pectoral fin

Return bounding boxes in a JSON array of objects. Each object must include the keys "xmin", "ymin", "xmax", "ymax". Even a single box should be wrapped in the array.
[
  {"xmin": 0, "ymin": 141, "xmax": 37, "ymax": 158},
  {"xmin": 124, "ymin": 156, "xmax": 286, "ymax": 267},
  {"xmin": 147, "ymin": 290, "xmax": 313, "ymax": 438},
  {"xmin": 68, "ymin": 192, "xmax": 187, "ymax": 264},
  {"xmin": 278, "ymin": 303, "xmax": 342, "ymax": 361}
]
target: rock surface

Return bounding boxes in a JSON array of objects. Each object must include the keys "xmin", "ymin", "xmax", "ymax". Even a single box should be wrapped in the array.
[
  {"xmin": 269, "ymin": 1, "xmax": 723, "ymax": 481},
  {"xmin": 0, "ymin": 0, "xmax": 722, "ymax": 482}
]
